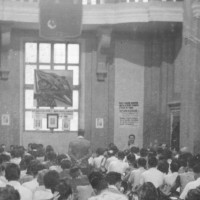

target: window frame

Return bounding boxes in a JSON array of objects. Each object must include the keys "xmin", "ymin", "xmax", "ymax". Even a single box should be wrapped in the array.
[{"xmin": 23, "ymin": 40, "xmax": 81, "ymax": 133}]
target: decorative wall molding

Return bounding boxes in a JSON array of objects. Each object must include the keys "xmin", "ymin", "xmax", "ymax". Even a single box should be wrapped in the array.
[{"xmin": 0, "ymin": 1, "xmax": 183, "ymax": 30}]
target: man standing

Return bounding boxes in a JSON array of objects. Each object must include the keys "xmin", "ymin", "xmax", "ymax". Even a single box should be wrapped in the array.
[{"xmin": 68, "ymin": 129, "xmax": 91, "ymax": 174}]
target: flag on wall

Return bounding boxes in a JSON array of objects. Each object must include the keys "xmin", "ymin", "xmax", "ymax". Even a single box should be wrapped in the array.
[
  {"xmin": 39, "ymin": 0, "xmax": 83, "ymax": 39},
  {"xmin": 34, "ymin": 70, "xmax": 73, "ymax": 107}
]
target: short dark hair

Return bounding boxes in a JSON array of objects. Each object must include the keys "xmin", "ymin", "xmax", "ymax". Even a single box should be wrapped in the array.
[
  {"xmin": 137, "ymin": 182, "xmax": 158, "ymax": 200},
  {"xmin": 129, "ymin": 134, "xmax": 135, "ymax": 139},
  {"xmin": 148, "ymin": 156, "xmax": 158, "ymax": 168},
  {"xmin": 157, "ymin": 160, "xmax": 169, "ymax": 174},
  {"xmin": 61, "ymin": 159, "xmax": 71, "ymax": 170},
  {"xmin": 88, "ymin": 171, "xmax": 107, "ymax": 192},
  {"xmin": 170, "ymin": 159, "xmax": 180, "ymax": 173},
  {"xmin": 137, "ymin": 158, "xmax": 147, "ymax": 168},
  {"xmin": 186, "ymin": 187, "xmax": 200, "ymax": 200},
  {"xmin": 55, "ymin": 179, "xmax": 72, "ymax": 200},
  {"xmin": 5, "ymin": 163, "xmax": 20, "ymax": 181},
  {"xmin": 0, "ymin": 185, "xmax": 20, "ymax": 200},
  {"xmin": 117, "ymin": 151, "xmax": 125, "ymax": 160},
  {"xmin": 106, "ymin": 172, "xmax": 121, "ymax": 185},
  {"xmin": 78, "ymin": 129, "xmax": 85, "ymax": 136},
  {"xmin": 193, "ymin": 163, "xmax": 200, "ymax": 174},
  {"xmin": 43, "ymin": 170, "xmax": 60, "ymax": 192}
]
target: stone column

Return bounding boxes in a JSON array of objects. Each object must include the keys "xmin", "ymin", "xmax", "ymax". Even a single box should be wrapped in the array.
[{"xmin": 180, "ymin": 0, "xmax": 200, "ymax": 153}]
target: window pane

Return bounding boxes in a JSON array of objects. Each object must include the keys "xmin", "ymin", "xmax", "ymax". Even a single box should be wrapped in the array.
[
  {"xmin": 39, "ymin": 65, "xmax": 51, "ymax": 70},
  {"xmin": 68, "ymin": 66, "xmax": 79, "ymax": 85},
  {"xmin": 39, "ymin": 43, "xmax": 51, "ymax": 63},
  {"xmin": 25, "ymin": 43, "xmax": 37, "ymax": 63},
  {"xmin": 70, "ymin": 112, "xmax": 78, "ymax": 131},
  {"xmin": 25, "ymin": 65, "xmax": 36, "ymax": 85},
  {"xmin": 68, "ymin": 90, "xmax": 79, "ymax": 110},
  {"xmin": 54, "ymin": 44, "xmax": 66, "ymax": 64},
  {"xmin": 54, "ymin": 65, "xmax": 65, "ymax": 70},
  {"xmin": 25, "ymin": 111, "xmax": 34, "ymax": 130},
  {"xmin": 67, "ymin": 44, "xmax": 80, "ymax": 64},
  {"xmin": 25, "ymin": 90, "xmax": 36, "ymax": 109}
]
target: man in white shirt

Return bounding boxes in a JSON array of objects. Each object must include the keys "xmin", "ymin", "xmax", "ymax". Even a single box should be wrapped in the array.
[
  {"xmin": 107, "ymin": 151, "xmax": 129, "ymax": 174},
  {"xmin": 5, "ymin": 163, "xmax": 32, "ymax": 200},
  {"xmin": 140, "ymin": 156, "xmax": 164, "ymax": 188},
  {"xmin": 180, "ymin": 163, "xmax": 200, "ymax": 199}
]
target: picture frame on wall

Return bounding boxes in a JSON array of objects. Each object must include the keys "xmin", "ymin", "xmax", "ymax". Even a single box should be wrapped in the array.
[
  {"xmin": 1, "ymin": 114, "xmax": 10, "ymax": 126},
  {"xmin": 47, "ymin": 114, "xmax": 58, "ymax": 129}
]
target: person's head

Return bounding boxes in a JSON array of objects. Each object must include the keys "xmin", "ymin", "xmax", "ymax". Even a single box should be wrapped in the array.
[
  {"xmin": 43, "ymin": 170, "xmax": 60, "ymax": 193},
  {"xmin": 157, "ymin": 160, "xmax": 169, "ymax": 174},
  {"xmin": 126, "ymin": 153, "xmax": 136, "ymax": 166},
  {"xmin": 45, "ymin": 145, "xmax": 54, "ymax": 153},
  {"xmin": 78, "ymin": 129, "xmax": 84, "ymax": 137},
  {"xmin": 137, "ymin": 182, "xmax": 158, "ymax": 200},
  {"xmin": 140, "ymin": 148, "xmax": 148, "ymax": 158},
  {"xmin": 137, "ymin": 158, "xmax": 147, "ymax": 168},
  {"xmin": 5, "ymin": 163, "xmax": 20, "ymax": 181},
  {"xmin": 96, "ymin": 148, "xmax": 105, "ymax": 156},
  {"xmin": 0, "ymin": 185, "xmax": 20, "ymax": 200},
  {"xmin": 148, "ymin": 156, "xmax": 158, "ymax": 168},
  {"xmin": 20, "ymin": 154, "xmax": 34, "ymax": 171},
  {"xmin": 128, "ymin": 134, "xmax": 135, "ymax": 145},
  {"xmin": 106, "ymin": 172, "xmax": 122, "ymax": 190},
  {"xmin": 69, "ymin": 167, "xmax": 81, "ymax": 178},
  {"xmin": 186, "ymin": 186, "xmax": 200, "ymax": 200},
  {"xmin": 61, "ymin": 159, "xmax": 71, "ymax": 170},
  {"xmin": 57, "ymin": 154, "xmax": 68, "ymax": 166},
  {"xmin": 193, "ymin": 163, "xmax": 200, "ymax": 180},
  {"xmin": 55, "ymin": 179, "xmax": 73, "ymax": 200},
  {"xmin": 28, "ymin": 160, "xmax": 46, "ymax": 177},
  {"xmin": 130, "ymin": 146, "xmax": 140, "ymax": 155},
  {"xmin": 88, "ymin": 171, "xmax": 107, "ymax": 194},
  {"xmin": 117, "ymin": 151, "xmax": 125, "ymax": 160},
  {"xmin": 170, "ymin": 159, "xmax": 180, "ymax": 173}
]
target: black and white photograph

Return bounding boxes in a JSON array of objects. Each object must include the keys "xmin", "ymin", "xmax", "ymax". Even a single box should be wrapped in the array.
[{"xmin": 0, "ymin": 1, "xmax": 199, "ymax": 200}]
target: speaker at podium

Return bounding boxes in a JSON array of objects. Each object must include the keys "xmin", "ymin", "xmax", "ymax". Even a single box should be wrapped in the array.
[{"xmin": 39, "ymin": 0, "xmax": 83, "ymax": 39}]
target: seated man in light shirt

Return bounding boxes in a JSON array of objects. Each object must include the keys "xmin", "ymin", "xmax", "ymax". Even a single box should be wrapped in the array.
[
  {"xmin": 140, "ymin": 156, "xmax": 164, "ymax": 188},
  {"xmin": 180, "ymin": 163, "xmax": 200, "ymax": 199},
  {"xmin": 107, "ymin": 151, "xmax": 129, "ymax": 174}
]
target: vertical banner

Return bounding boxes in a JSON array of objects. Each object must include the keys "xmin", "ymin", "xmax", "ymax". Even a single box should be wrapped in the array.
[{"xmin": 39, "ymin": 0, "xmax": 83, "ymax": 39}]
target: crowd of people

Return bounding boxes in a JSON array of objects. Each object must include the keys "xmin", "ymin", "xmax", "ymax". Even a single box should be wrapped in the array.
[{"xmin": 0, "ymin": 133, "xmax": 200, "ymax": 200}]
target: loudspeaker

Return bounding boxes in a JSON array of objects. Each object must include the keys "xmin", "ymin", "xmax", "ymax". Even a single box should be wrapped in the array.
[{"xmin": 39, "ymin": 0, "xmax": 82, "ymax": 39}]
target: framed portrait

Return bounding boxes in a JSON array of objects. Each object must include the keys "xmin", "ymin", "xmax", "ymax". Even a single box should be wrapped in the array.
[
  {"xmin": 47, "ymin": 114, "xmax": 58, "ymax": 129},
  {"xmin": 96, "ymin": 118, "xmax": 104, "ymax": 129},
  {"xmin": 1, "ymin": 114, "xmax": 10, "ymax": 126},
  {"xmin": 34, "ymin": 118, "xmax": 42, "ymax": 130},
  {"xmin": 63, "ymin": 117, "xmax": 70, "ymax": 131}
]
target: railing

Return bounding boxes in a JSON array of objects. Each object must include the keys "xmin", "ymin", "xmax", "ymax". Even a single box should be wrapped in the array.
[{"xmin": 7, "ymin": 0, "xmax": 183, "ymax": 4}]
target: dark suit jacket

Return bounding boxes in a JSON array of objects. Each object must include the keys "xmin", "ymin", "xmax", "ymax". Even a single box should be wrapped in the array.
[{"xmin": 68, "ymin": 136, "xmax": 91, "ymax": 167}]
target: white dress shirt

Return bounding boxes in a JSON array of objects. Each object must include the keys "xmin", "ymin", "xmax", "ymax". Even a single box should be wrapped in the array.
[
  {"xmin": 22, "ymin": 178, "xmax": 39, "ymax": 192},
  {"xmin": 7, "ymin": 180, "xmax": 32, "ymax": 200},
  {"xmin": 140, "ymin": 167, "xmax": 164, "ymax": 188},
  {"xmin": 128, "ymin": 167, "xmax": 146, "ymax": 190},
  {"xmin": 107, "ymin": 159, "xmax": 129, "ymax": 174}
]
